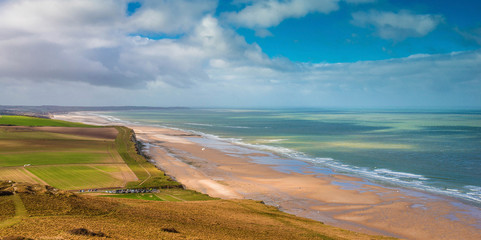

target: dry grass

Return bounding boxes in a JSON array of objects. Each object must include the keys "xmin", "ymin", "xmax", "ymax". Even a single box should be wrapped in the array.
[
  {"xmin": 0, "ymin": 182, "xmax": 395, "ymax": 240},
  {"xmin": 0, "ymin": 196, "xmax": 15, "ymax": 222},
  {"xmin": 0, "ymin": 168, "xmax": 43, "ymax": 184},
  {"xmin": 30, "ymin": 127, "xmax": 118, "ymax": 140}
]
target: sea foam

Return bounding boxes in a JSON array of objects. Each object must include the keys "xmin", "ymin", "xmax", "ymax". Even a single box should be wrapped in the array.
[{"xmin": 92, "ymin": 113, "xmax": 481, "ymax": 205}]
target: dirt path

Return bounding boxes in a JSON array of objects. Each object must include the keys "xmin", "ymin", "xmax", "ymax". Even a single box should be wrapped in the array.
[
  {"xmin": 0, "ymin": 194, "xmax": 27, "ymax": 228},
  {"xmin": 136, "ymin": 162, "xmax": 152, "ymax": 187}
]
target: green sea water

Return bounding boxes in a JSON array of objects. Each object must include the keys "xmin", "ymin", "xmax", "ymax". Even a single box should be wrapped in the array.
[{"xmin": 101, "ymin": 108, "xmax": 481, "ymax": 204}]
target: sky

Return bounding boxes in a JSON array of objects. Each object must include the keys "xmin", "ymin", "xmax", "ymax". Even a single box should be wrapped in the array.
[{"xmin": 0, "ymin": 0, "xmax": 480, "ymax": 108}]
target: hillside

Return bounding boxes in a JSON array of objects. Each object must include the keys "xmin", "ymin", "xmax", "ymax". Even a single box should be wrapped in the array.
[{"xmin": 0, "ymin": 181, "xmax": 395, "ymax": 240}]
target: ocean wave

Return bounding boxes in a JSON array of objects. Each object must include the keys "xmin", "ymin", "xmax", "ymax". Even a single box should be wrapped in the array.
[
  {"xmin": 185, "ymin": 123, "xmax": 214, "ymax": 127},
  {"xmin": 88, "ymin": 112, "xmax": 130, "ymax": 124},
  {"xmin": 224, "ymin": 125, "xmax": 250, "ymax": 129},
  {"xmin": 255, "ymin": 139, "xmax": 288, "ymax": 143},
  {"xmin": 373, "ymin": 168, "xmax": 429, "ymax": 180},
  {"xmin": 195, "ymin": 133, "xmax": 481, "ymax": 204},
  {"xmin": 185, "ymin": 122, "xmax": 250, "ymax": 129}
]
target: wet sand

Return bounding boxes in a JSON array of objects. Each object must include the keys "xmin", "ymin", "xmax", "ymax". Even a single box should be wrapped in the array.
[{"xmin": 54, "ymin": 112, "xmax": 481, "ymax": 240}]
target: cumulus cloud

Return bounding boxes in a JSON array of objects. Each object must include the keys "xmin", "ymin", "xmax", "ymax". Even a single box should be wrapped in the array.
[
  {"xmin": 202, "ymin": 50, "xmax": 481, "ymax": 107},
  {"xmin": 352, "ymin": 10, "xmax": 444, "ymax": 40},
  {"xmin": 128, "ymin": 0, "xmax": 217, "ymax": 34},
  {"xmin": 344, "ymin": 0, "xmax": 376, "ymax": 3},
  {"xmin": 0, "ymin": 0, "xmax": 237, "ymax": 88},
  {"xmin": 0, "ymin": 0, "xmax": 479, "ymax": 108},
  {"xmin": 225, "ymin": 0, "xmax": 340, "ymax": 28}
]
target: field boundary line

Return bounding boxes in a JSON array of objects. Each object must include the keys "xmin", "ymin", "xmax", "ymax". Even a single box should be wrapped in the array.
[
  {"xmin": 22, "ymin": 168, "xmax": 49, "ymax": 185},
  {"xmin": 153, "ymin": 193, "xmax": 168, "ymax": 201},
  {"xmin": 165, "ymin": 194, "xmax": 184, "ymax": 201},
  {"xmin": 136, "ymin": 163, "xmax": 152, "ymax": 186}
]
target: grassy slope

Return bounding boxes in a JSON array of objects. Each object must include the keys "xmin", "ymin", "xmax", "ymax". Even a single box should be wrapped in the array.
[
  {"xmin": 0, "ymin": 184, "xmax": 394, "ymax": 240},
  {"xmin": 114, "ymin": 126, "xmax": 182, "ymax": 188}
]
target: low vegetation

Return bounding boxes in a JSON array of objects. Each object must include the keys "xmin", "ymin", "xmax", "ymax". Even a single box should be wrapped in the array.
[
  {"xmin": 99, "ymin": 188, "xmax": 215, "ymax": 202},
  {"xmin": 114, "ymin": 126, "xmax": 182, "ymax": 189},
  {"xmin": 0, "ymin": 115, "xmax": 93, "ymax": 127},
  {"xmin": 0, "ymin": 181, "xmax": 394, "ymax": 240}
]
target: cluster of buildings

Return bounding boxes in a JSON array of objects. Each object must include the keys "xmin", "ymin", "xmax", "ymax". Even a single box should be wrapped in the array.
[{"xmin": 105, "ymin": 188, "xmax": 157, "ymax": 194}]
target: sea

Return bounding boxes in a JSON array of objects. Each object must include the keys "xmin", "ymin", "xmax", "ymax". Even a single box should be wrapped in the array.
[{"xmin": 98, "ymin": 108, "xmax": 481, "ymax": 206}]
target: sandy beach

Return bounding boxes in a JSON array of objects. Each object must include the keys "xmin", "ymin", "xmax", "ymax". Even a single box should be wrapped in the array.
[{"xmin": 54, "ymin": 112, "xmax": 481, "ymax": 240}]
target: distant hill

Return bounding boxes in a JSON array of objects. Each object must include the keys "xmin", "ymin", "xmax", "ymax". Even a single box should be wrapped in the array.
[{"xmin": 0, "ymin": 105, "xmax": 188, "ymax": 118}]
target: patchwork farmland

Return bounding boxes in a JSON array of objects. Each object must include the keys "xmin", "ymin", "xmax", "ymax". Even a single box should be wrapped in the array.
[{"xmin": 0, "ymin": 117, "xmax": 137, "ymax": 190}]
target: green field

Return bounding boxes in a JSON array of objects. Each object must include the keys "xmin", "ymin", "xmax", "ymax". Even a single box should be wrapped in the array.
[
  {"xmin": 99, "ymin": 193, "xmax": 165, "ymax": 201},
  {"xmin": 0, "ymin": 115, "xmax": 93, "ymax": 127},
  {"xmin": 0, "ymin": 130, "xmax": 92, "ymax": 140},
  {"xmin": 0, "ymin": 115, "xmax": 181, "ymax": 191},
  {"xmin": 0, "ymin": 152, "xmax": 110, "ymax": 167},
  {"xmin": 0, "ymin": 116, "xmax": 136, "ymax": 190},
  {"xmin": 99, "ymin": 189, "xmax": 215, "ymax": 202},
  {"xmin": 27, "ymin": 166, "xmax": 122, "ymax": 189}
]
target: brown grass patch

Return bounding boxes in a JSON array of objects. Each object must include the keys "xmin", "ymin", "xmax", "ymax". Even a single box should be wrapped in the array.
[
  {"xmin": 0, "ymin": 187, "xmax": 394, "ymax": 240},
  {"xmin": 1, "ymin": 236, "xmax": 34, "ymax": 240},
  {"xmin": 0, "ymin": 196, "xmax": 15, "ymax": 222},
  {"xmin": 31, "ymin": 127, "xmax": 118, "ymax": 140},
  {"xmin": 0, "ymin": 168, "xmax": 43, "ymax": 185}
]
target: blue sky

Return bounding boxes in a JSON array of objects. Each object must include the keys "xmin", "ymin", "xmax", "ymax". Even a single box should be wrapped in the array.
[
  {"xmin": 0, "ymin": 0, "xmax": 480, "ymax": 108},
  {"xmin": 222, "ymin": 0, "xmax": 481, "ymax": 62}
]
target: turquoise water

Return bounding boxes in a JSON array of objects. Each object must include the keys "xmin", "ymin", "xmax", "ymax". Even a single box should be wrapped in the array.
[{"xmin": 101, "ymin": 108, "xmax": 481, "ymax": 205}]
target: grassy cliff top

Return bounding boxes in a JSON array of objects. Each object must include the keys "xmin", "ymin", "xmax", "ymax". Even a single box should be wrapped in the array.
[{"xmin": 0, "ymin": 115, "xmax": 94, "ymax": 127}]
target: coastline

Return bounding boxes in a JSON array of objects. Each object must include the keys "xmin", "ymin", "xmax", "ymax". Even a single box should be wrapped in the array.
[{"xmin": 54, "ymin": 112, "xmax": 481, "ymax": 240}]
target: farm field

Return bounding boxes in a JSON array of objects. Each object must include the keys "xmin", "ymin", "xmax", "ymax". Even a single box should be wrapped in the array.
[
  {"xmin": 0, "ymin": 115, "xmax": 94, "ymax": 127},
  {"xmin": 0, "ymin": 117, "xmax": 137, "ymax": 190}
]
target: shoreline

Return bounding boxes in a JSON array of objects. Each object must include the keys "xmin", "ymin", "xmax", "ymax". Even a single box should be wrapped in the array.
[{"xmin": 54, "ymin": 112, "xmax": 481, "ymax": 240}]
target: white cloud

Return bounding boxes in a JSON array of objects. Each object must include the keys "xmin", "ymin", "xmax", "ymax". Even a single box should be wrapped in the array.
[
  {"xmin": 202, "ymin": 50, "xmax": 481, "ymax": 107},
  {"xmin": 0, "ymin": 0, "xmax": 479, "ymax": 108},
  {"xmin": 128, "ymin": 0, "xmax": 217, "ymax": 34},
  {"xmin": 225, "ymin": 0, "xmax": 340, "ymax": 28},
  {"xmin": 352, "ymin": 10, "xmax": 444, "ymax": 40},
  {"xmin": 344, "ymin": 0, "xmax": 376, "ymax": 4},
  {"xmin": 0, "ymin": 0, "xmax": 225, "ymax": 88},
  {"xmin": 255, "ymin": 29, "xmax": 274, "ymax": 38}
]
